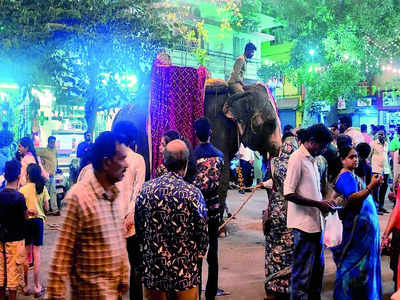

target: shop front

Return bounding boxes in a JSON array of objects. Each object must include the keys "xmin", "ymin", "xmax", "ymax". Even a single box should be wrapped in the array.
[
  {"xmin": 337, "ymin": 96, "xmax": 379, "ymax": 129},
  {"xmin": 378, "ymin": 91, "xmax": 400, "ymax": 128},
  {"xmin": 277, "ymin": 96, "xmax": 301, "ymax": 129}
]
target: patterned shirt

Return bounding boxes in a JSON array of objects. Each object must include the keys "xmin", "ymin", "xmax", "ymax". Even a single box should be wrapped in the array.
[
  {"xmin": 47, "ymin": 172, "xmax": 129, "ymax": 300},
  {"xmin": 193, "ymin": 143, "xmax": 223, "ymax": 218},
  {"xmin": 135, "ymin": 172, "xmax": 208, "ymax": 292}
]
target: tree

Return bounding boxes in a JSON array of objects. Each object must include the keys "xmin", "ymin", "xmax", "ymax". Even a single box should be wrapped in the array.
[
  {"xmin": 0, "ymin": 0, "xmax": 189, "ymax": 133},
  {"xmin": 1, "ymin": 0, "xmax": 255, "ymax": 133},
  {"xmin": 260, "ymin": 0, "xmax": 400, "ymax": 121}
]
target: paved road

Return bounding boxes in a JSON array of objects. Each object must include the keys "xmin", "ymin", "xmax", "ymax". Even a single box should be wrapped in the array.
[{"xmin": 17, "ymin": 189, "xmax": 396, "ymax": 299}]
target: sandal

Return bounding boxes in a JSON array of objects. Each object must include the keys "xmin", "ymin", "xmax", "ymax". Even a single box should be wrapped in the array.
[{"xmin": 34, "ymin": 286, "xmax": 46, "ymax": 298}]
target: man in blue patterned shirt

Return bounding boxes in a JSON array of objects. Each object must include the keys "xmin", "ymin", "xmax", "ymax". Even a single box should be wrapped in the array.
[
  {"xmin": 193, "ymin": 117, "xmax": 225, "ymax": 300},
  {"xmin": 135, "ymin": 139, "xmax": 208, "ymax": 300}
]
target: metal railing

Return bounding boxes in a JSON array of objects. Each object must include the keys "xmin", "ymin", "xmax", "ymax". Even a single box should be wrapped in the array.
[{"xmin": 166, "ymin": 46, "xmax": 261, "ymax": 81}]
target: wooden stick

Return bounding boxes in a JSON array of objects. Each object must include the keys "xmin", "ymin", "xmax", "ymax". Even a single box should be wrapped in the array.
[{"xmin": 218, "ymin": 185, "xmax": 261, "ymax": 232}]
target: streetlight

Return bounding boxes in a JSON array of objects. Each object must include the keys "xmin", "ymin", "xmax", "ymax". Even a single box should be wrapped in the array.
[{"xmin": 309, "ymin": 49, "xmax": 315, "ymax": 56}]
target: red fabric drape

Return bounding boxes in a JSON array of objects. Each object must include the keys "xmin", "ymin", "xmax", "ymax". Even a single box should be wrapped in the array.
[{"xmin": 149, "ymin": 65, "xmax": 206, "ymax": 178}]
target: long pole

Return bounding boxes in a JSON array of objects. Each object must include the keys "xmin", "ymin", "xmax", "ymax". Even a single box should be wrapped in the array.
[{"xmin": 218, "ymin": 184, "xmax": 262, "ymax": 232}]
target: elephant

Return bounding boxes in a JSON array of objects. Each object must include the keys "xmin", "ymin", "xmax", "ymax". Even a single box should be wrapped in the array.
[
  {"xmin": 204, "ymin": 81, "xmax": 282, "ymax": 217},
  {"xmin": 113, "ymin": 80, "xmax": 282, "ymax": 203}
]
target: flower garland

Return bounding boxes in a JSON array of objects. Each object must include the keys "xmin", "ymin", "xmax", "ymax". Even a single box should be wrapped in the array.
[{"xmin": 236, "ymin": 166, "xmax": 245, "ymax": 193}]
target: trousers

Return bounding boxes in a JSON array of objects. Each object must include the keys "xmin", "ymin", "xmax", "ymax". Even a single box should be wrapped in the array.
[
  {"xmin": 143, "ymin": 286, "xmax": 198, "ymax": 300},
  {"xmin": 205, "ymin": 217, "xmax": 219, "ymax": 300},
  {"xmin": 127, "ymin": 235, "xmax": 143, "ymax": 300},
  {"xmin": 290, "ymin": 229, "xmax": 324, "ymax": 300}
]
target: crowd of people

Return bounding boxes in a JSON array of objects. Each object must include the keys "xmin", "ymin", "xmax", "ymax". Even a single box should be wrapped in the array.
[
  {"xmin": 2, "ymin": 114, "xmax": 400, "ymax": 300},
  {"xmin": 0, "ymin": 118, "xmax": 226, "ymax": 300},
  {"xmin": 263, "ymin": 116, "xmax": 400, "ymax": 300}
]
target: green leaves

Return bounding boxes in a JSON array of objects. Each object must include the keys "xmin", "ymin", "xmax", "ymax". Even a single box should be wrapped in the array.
[
  {"xmin": 259, "ymin": 0, "xmax": 400, "ymax": 114},
  {"xmin": 0, "ymin": 0, "xmax": 185, "ymax": 132}
]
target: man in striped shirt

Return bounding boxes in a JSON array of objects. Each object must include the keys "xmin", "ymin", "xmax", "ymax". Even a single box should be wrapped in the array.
[{"xmin": 47, "ymin": 131, "xmax": 129, "ymax": 300}]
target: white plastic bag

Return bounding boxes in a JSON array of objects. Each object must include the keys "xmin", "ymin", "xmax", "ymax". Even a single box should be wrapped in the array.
[{"xmin": 323, "ymin": 211, "xmax": 343, "ymax": 248}]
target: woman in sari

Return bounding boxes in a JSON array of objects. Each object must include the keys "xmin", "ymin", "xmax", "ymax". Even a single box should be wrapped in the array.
[
  {"xmin": 333, "ymin": 145, "xmax": 382, "ymax": 300},
  {"xmin": 264, "ymin": 136, "xmax": 298, "ymax": 300}
]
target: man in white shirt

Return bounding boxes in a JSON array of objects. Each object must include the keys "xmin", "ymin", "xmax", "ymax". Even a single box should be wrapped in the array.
[
  {"xmin": 284, "ymin": 124, "xmax": 335, "ymax": 300},
  {"xmin": 371, "ymin": 129, "xmax": 391, "ymax": 214}
]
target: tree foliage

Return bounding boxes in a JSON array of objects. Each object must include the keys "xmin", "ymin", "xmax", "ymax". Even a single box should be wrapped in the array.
[
  {"xmin": 261, "ymin": 0, "xmax": 400, "ymax": 110},
  {"xmin": 0, "ymin": 0, "xmax": 258, "ymax": 133},
  {"xmin": 0, "ymin": 0, "xmax": 189, "ymax": 133}
]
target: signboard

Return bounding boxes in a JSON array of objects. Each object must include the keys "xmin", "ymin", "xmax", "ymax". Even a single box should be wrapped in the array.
[
  {"xmin": 357, "ymin": 98, "xmax": 372, "ymax": 107},
  {"xmin": 382, "ymin": 91, "xmax": 400, "ymax": 107},
  {"xmin": 337, "ymin": 97, "xmax": 346, "ymax": 110}
]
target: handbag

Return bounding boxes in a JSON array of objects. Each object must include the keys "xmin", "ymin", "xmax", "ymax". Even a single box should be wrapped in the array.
[{"xmin": 324, "ymin": 211, "xmax": 343, "ymax": 248}]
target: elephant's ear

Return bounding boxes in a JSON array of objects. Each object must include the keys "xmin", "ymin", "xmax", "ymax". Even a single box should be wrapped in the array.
[{"xmin": 228, "ymin": 91, "xmax": 256, "ymax": 123}]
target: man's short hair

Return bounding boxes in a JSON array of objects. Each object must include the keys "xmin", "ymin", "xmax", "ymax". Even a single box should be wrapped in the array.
[
  {"xmin": 245, "ymin": 42, "xmax": 257, "ymax": 52},
  {"xmin": 356, "ymin": 142, "xmax": 371, "ymax": 160},
  {"xmin": 164, "ymin": 141, "xmax": 189, "ymax": 173},
  {"xmin": 194, "ymin": 117, "xmax": 211, "ymax": 143},
  {"xmin": 48, "ymin": 136, "xmax": 56, "ymax": 143},
  {"xmin": 378, "ymin": 125, "xmax": 386, "ymax": 133},
  {"xmin": 4, "ymin": 160, "xmax": 21, "ymax": 182},
  {"xmin": 330, "ymin": 123, "xmax": 338, "ymax": 130},
  {"xmin": 339, "ymin": 115, "xmax": 352, "ymax": 128},
  {"xmin": 306, "ymin": 123, "xmax": 333, "ymax": 144},
  {"xmin": 113, "ymin": 121, "xmax": 138, "ymax": 148},
  {"xmin": 337, "ymin": 134, "xmax": 352, "ymax": 149},
  {"xmin": 360, "ymin": 124, "xmax": 367, "ymax": 133},
  {"xmin": 283, "ymin": 124, "xmax": 294, "ymax": 133},
  {"xmin": 296, "ymin": 128, "xmax": 309, "ymax": 144},
  {"xmin": 91, "ymin": 131, "xmax": 118, "ymax": 171}
]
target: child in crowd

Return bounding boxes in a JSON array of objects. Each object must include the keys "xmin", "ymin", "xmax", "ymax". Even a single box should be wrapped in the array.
[
  {"xmin": 0, "ymin": 160, "xmax": 29, "ymax": 300},
  {"xmin": 19, "ymin": 163, "xmax": 49, "ymax": 298}
]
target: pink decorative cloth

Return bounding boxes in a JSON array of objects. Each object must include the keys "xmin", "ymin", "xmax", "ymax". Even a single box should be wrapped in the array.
[{"xmin": 149, "ymin": 65, "xmax": 206, "ymax": 177}]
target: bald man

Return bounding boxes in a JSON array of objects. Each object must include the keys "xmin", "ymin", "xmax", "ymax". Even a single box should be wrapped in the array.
[{"xmin": 135, "ymin": 140, "xmax": 208, "ymax": 300}]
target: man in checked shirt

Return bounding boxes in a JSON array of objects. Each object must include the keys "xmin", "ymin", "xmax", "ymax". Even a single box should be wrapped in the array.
[{"xmin": 47, "ymin": 131, "xmax": 129, "ymax": 300}]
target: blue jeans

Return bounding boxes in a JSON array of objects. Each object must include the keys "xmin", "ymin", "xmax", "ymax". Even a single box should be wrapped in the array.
[{"xmin": 291, "ymin": 229, "xmax": 324, "ymax": 300}]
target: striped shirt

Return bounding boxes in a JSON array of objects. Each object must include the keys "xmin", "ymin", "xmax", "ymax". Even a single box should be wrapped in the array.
[
  {"xmin": 76, "ymin": 145, "xmax": 146, "ymax": 237},
  {"xmin": 47, "ymin": 172, "xmax": 129, "ymax": 300}
]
